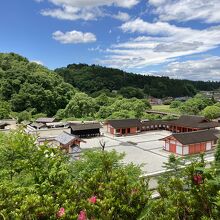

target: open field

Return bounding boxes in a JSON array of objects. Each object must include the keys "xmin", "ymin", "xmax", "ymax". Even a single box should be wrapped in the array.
[
  {"xmin": 80, "ymin": 129, "xmax": 216, "ymax": 188},
  {"xmin": 152, "ymin": 105, "xmax": 180, "ymax": 114},
  {"xmin": 80, "ymin": 130, "xmax": 172, "ymax": 174}
]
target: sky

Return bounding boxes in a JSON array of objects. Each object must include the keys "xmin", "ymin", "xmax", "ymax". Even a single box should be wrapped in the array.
[{"xmin": 1, "ymin": 0, "xmax": 220, "ymax": 81}]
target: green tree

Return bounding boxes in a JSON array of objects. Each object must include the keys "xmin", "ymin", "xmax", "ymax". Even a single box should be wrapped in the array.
[
  {"xmin": 119, "ymin": 87, "xmax": 145, "ymax": 99},
  {"xmin": 0, "ymin": 101, "xmax": 11, "ymax": 119},
  {"xmin": 0, "ymin": 130, "xmax": 150, "ymax": 219},
  {"xmin": 201, "ymin": 105, "xmax": 220, "ymax": 119},
  {"xmin": 179, "ymin": 94, "xmax": 213, "ymax": 115},
  {"xmin": 215, "ymin": 140, "xmax": 220, "ymax": 164},
  {"xmin": 170, "ymin": 100, "xmax": 182, "ymax": 108},
  {"xmin": 62, "ymin": 92, "xmax": 97, "ymax": 118}
]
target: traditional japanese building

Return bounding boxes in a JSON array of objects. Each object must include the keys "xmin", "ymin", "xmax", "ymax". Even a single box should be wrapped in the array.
[
  {"xmin": 36, "ymin": 117, "xmax": 57, "ymax": 124},
  {"xmin": 141, "ymin": 120, "xmax": 169, "ymax": 131},
  {"xmin": 161, "ymin": 129, "xmax": 218, "ymax": 155},
  {"xmin": 55, "ymin": 132, "xmax": 82, "ymax": 156},
  {"xmin": 141, "ymin": 115, "xmax": 220, "ymax": 133},
  {"xmin": 166, "ymin": 115, "xmax": 220, "ymax": 132},
  {"xmin": 106, "ymin": 119, "xmax": 141, "ymax": 136},
  {"xmin": 70, "ymin": 122, "xmax": 102, "ymax": 138}
]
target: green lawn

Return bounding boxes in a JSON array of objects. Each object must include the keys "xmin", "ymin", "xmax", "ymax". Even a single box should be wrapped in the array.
[{"xmin": 151, "ymin": 105, "xmax": 180, "ymax": 114}]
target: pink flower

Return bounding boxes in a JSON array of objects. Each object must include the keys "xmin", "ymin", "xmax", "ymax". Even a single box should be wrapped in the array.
[
  {"xmin": 77, "ymin": 210, "xmax": 87, "ymax": 220},
  {"xmin": 88, "ymin": 196, "xmax": 97, "ymax": 204},
  {"xmin": 193, "ymin": 174, "xmax": 203, "ymax": 185},
  {"xmin": 56, "ymin": 207, "xmax": 65, "ymax": 218}
]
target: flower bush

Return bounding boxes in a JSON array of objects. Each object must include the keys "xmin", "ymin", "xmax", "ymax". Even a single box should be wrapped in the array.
[
  {"xmin": 0, "ymin": 130, "xmax": 149, "ymax": 219},
  {"xmin": 0, "ymin": 130, "xmax": 220, "ymax": 219}
]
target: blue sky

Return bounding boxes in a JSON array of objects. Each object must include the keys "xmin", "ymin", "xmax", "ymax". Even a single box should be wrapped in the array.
[{"xmin": 1, "ymin": 0, "xmax": 220, "ymax": 81}]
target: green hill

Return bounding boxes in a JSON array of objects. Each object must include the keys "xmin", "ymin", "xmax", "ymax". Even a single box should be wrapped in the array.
[
  {"xmin": 55, "ymin": 63, "xmax": 220, "ymax": 98},
  {"xmin": 0, "ymin": 53, "xmax": 75, "ymax": 116}
]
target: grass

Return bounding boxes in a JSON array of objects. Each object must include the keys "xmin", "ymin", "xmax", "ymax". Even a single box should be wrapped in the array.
[{"xmin": 151, "ymin": 105, "xmax": 180, "ymax": 114}]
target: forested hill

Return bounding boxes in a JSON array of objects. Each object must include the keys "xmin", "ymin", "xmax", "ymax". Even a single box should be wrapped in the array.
[
  {"xmin": 55, "ymin": 64, "xmax": 220, "ymax": 98},
  {"xmin": 0, "ymin": 53, "xmax": 75, "ymax": 116}
]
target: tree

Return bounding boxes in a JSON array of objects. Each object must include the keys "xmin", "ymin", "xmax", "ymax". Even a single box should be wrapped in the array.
[
  {"xmin": 0, "ymin": 130, "xmax": 150, "ymax": 219},
  {"xmin": 139, "ymin": 155, "xmax": 220, "ymax": 220},
  {"xmin": 201, "ymin": 105, "xmax": 220, "ymax": 119},
  {"xmin": 119, "ymin": 87, "xmax": 145, "ymax": 99},
  {"xmin": 170, "ymin": 100, "xmax": 182, "ymax": 109},
  {"xmin": 0, "ymin": 101, "xmax": 11, "ymax": 119},
  {"xmin": 62, "ymin": 92, "xmax": 97, "ymax": 119},
  {"xmin": 0, "ymin": 53, "xmax": 75, "ymax": 116},
  {"xmin": 179, "ymin": 94, "xmax": 214, "ymax": 115},
  {"xmin": 215, "ymin": 140, "xmax": 220, "ymax": 164}
]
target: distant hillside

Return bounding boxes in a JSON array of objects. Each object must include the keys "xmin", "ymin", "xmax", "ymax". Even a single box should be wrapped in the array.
[
  {"xmin": 55, "ymin": 64, "xmax": 220, "ymax": 98},
  {"xmin": 0, "ymin": 53, "xmax": 75, "ymax": 116}
]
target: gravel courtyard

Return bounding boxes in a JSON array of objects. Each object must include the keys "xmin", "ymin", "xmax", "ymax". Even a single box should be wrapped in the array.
[{"xmin": 80, "ymin": 130, "xmax": 172, "ymax": 174}]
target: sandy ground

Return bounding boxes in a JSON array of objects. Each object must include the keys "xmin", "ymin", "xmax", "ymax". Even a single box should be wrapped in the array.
[{"xmin": 80, "ymin": 130, "xmax": 172, "ymax": 174}]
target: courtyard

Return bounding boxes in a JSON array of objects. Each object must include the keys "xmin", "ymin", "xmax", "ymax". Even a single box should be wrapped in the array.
[{"xmin": 80, "ymin": 130, "xmax": 172, "ymax": 174}]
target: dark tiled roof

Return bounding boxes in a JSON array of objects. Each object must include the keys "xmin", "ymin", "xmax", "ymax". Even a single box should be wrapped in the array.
[
  {"xmin": 165, "ymin": 129, "xmax": 219, "ymax": 145},
  {"xmin": 30, "ymin": 122, "xmax": 46, "ymax": 129},
  {"xmin": 107, "ymin": 119, "xmax": 142, "ymax": 129},
  {"xmin": 166, "ymin": 115, "xmax": 220, "ymax": 129},
  {"xmin": 55, "ymin": 132, "xmax": 79, "ymax": 145},
  {"xmin": 70, "ymin": 123, "xmax": 102, "ymax": 131},
  {"xmin": 46, "ymin": 122, "xmax": 69, "ymax": 128},
  {"xmin": 141, "ymin": 120, "xmax": 169, "ymax": 126},
  {"xmin": 36, "ymin": 118, "xmax": 56, "ymax": 123},
  {"xmin": 140, "ymin": 116, "xmax": 220, "ymax": 129}
]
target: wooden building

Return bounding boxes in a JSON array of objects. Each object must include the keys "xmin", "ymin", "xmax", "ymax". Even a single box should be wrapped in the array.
[
  {"xmin": 55, "ymin": 132, "xmax": 82, "ymax": 156},
  {"xmin": 106, "ymin": 119, "xmax": 141, "ymax": 136},
  {"xmin": 141, "ymin": 115, "xmax": 220, "ymax": 133},
  {"xmin": 36, "ymin": 117, "xmax": 57, "ymax": 124},
  {"xmin": 70, "ymin": 122, "xmax": 102, "ymax": 138},
  {"xmin": 166, "ymin": 115, "xmax": 220, "ymax": 132},
  {"xmin": 161, "ymin": 129, "xmax": 218, "ymax": 155},
  {"xmin": 141, "ymin": 120, "xmax": 169, "ymax": 131}
]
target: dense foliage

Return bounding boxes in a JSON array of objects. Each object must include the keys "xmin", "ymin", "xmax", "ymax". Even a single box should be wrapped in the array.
[
  {"xmin": 139, "ymin": 154, "xmax": 220, "ymax": 220},
  {"xmin": 0, "ymin": 130, "xmax": 149, "ymax": 220},
  {"xmin": 57, "ymin": 92, "xmax": 151, "ymax": 120},
  {"xmin": 0, "ymin": 53, "xmax": 75, "ymax": 116},
  {"xmin": 1, "ymin": 131, "xmax": 220, "ymax": 219},
  {"xmin": 178, "ymin": 94, "xmax": 214, "ymax": 115},
  {"xmin": 55, "ymin": 64, "xmax": 220, "ymax": 98}
]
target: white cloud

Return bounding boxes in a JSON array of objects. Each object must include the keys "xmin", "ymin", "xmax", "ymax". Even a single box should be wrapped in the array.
[
  {"xmin": 164, "ymin": 56, "xmax": 220, "ymax": 81},
  {"xmin": 88, "ymin": 45, "xmax": 104, "ymax": 52},
  {"xmin": 47, "ymin": 0, "xmax": 139, "ymax": 8},
  {"xmin": 31, "ymin": 60, "xmax": 44, "ymax": 65},
  {"xmin": 41, "ymin": 5, "xmax": 102, "ymax": 21},
  {"xmin": 148, "ymin": 0, "xmax": 220, "ymax": 23},
  {"xmin": 113, "ymin": 11, "xmax": 130, "ymax": 21},
  {"xmin": 120, "ymin": 18, "xmax": 186, "ymax": 35},
  {"xmin": 99, "ymin": 18, "xmax": 220, "ymax": 69},
  {"xmin": 52, "ymin": 30, "xmax": 96, "ymax": 44},
  {"xmin": 40, "ymin": 0, "xmax": 139, "ymax": 21}
]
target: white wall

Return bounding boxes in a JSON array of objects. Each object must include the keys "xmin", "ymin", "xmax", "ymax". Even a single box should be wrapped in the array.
[
  {"xmin": 165, "ymin": 142, "xmax": 169, "ymax": 151},
  {"xmin": 176, "ymin": 145, "xmax": 182, "ymax": 155},
  {"xmin": 206, "ymin": 142, "xmax": 212, "ymax": 151},
  {"xmin": 182, "ymin": 146, "xmax": 189, "ymax": 155}
]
